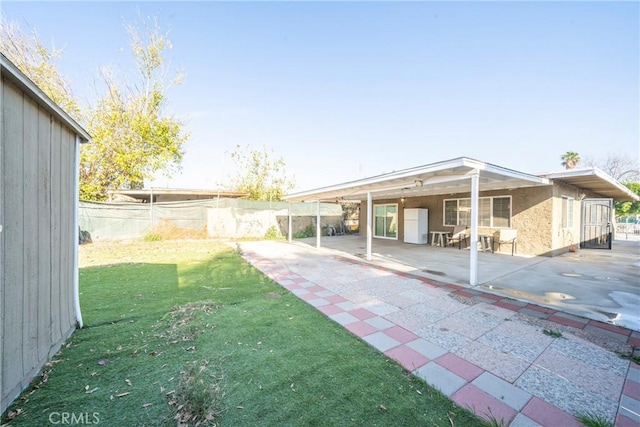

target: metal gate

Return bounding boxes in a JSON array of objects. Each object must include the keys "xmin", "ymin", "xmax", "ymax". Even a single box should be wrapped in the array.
[{"xmin": 581, "ymin": 199, "xmax": 613, "ymax": 249}]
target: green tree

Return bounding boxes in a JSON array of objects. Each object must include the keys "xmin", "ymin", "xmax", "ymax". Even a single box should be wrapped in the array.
[
  {"xmin": 1, "ymin": 15, "xmax": 188, "ymax": 201},
  {"xmin": 0, "ymin": 15, "xmax": 81, "ymax": 119},
  {"xmin": 560, "ymin": 151, "xmax": 581, "ymax": 169},
  {"xmin": 226, "ymin": 144, "xmax": 295, "ymax": 201},
  {"xmin": 615, "ymin": 182, "xmax": 640, "ymax": 217},
  {"xmin": 80, "ymin": 17, "xmax": 188, "ymax": 200}
]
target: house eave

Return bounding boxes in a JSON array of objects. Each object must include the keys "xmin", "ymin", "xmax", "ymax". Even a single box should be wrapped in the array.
[
  {"xmin": 541, "ymin": 168, "xmax": 639, "ymax": 201},
  {"xmin": 284, "ymin": 157, "xmax": 550, "ymax": 203}
]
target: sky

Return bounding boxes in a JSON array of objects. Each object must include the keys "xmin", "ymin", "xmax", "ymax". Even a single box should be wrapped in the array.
[{"xmin": 2, "ymin": 1, "xmax": 639, "ymax": 192}]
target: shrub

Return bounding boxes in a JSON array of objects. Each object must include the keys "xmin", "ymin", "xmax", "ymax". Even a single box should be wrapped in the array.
[
  {"xmin": 264, "ymin": 225, "xmax": 282, "ymax": 240},
  {"xmin": 143, "ymin": 233, "xmax": 162, "ymax": 242}
]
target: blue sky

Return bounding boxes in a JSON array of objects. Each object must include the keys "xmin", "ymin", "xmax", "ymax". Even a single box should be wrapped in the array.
[{"xmin": 3, "ymin": 1, "xmax": 639, "ymax": 192}]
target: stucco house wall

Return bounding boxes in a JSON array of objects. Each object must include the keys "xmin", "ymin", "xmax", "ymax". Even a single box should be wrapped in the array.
[
  {"xmin": 358, "ymin": 182, "xmax": 614, "ymax": 257},
  {"xmin": 548, "ymin": 181, "xmax": 602, "ymax": 256}
]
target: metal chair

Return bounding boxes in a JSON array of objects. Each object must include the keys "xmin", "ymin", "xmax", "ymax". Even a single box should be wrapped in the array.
[
  {"xmin": 446, "ymin": 225, "xmax": 469, "ymax": 249},
  {"xmin": 493, "ymin": 229, "xmax": 517, "ymax": 255}
]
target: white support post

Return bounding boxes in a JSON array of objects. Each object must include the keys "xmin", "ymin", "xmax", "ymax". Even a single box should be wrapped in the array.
[
  {"xmin": 366, "ymin": 192, "xmax": 372, "ymax": 261},
  {"xmin": 150, "ymin": 187, "xmax": 154, "ymax": 231},
  {"xmin": 316, "ymin": 199, "xmax": 321, "ymax": 249},
  {"xmin": 288, "ymin": 203, "xmax": 292, "ymax": 243},
  {"xmin": 470, "ymin": 172, "xmax": 479, "ymax": 286}
]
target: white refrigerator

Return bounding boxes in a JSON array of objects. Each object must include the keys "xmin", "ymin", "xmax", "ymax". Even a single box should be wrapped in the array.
[{"xmin": 404, "ymin": 208, "xmax": 428, "ymax": 244}]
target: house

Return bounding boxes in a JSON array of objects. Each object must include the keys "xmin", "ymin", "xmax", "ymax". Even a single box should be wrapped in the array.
[
  {"xmin": 106, "ymin": 188, "xmax": 248, "ymax": 203},
  {"xmin": 1, "ymin": 54, "xmax": 90, "ymax": 413},
  {"xmin": 283, "ymin": 157, "xmax": 638, "ymax": 285}
]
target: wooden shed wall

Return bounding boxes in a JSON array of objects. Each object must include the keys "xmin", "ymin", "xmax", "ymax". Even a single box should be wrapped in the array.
[{"xmin": 1, "ymin": 75, "xmax": 78, "ymax": 412}]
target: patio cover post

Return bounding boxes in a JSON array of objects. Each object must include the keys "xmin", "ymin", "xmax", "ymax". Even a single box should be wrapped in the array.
[
  {"xmin": 288, "ymin": 203, "xmax": 292, "ymax": 243},
  {"xmin": 316, "ymin": 199, "xmax": 321, "ymax": 249},
  {"xmin": 470, "ymin": 172, "xmax": 479, "ymax": 286},
  {"xmin": 366, "ymin": 192, "xmax": 372, "ymax": 261}
]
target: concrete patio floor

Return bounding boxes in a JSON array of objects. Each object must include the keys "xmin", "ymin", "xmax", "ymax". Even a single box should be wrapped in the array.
[
  {"xmin": 237, "ymin": 238, "xmax": 640, "ymax": 426},
  {"xmin": 295, "ymin": 235, "xmax": 640, "ymax": 331}
]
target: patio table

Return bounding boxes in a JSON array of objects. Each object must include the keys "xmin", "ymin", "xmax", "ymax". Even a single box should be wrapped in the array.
[
  {"xmin": 430, "ymin": 231, "xmax": 450, "ymax": 247},
  {"xmin": 479, "ymin": 233, "xmax": 493, "ymax": 252}
]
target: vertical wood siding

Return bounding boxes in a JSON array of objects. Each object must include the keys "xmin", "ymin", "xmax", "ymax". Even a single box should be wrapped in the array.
[{"xmin": 1, "ymin": 76, "xmax": 78, "ymax": 412}]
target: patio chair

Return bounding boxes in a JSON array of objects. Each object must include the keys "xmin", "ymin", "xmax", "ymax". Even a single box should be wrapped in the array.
[
  {"xmin": 493, "ymin": 229, "xmax": 517, "ymax": 255},
  {"xmin": 446, "ymin": 225, "xmax": 469, "ymax": 249}
]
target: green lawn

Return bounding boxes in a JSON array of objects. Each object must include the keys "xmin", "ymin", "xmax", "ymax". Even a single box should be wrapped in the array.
[{"xmin": 3, "ymin": 240, "xmax": 485, "ymax": 426}]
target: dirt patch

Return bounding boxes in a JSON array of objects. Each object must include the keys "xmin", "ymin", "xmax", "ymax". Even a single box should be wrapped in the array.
[
  {"xmin": 264, "ymin": 292, "xmax": 282, "ymax": 299},
  {"xmin": 79, "ymin": 240, "xmax": 227, "ymax": 268},
  {"xmin": 515, "ymin": 312, "xmax": 634, "ymax": 355},
  {"xmin": 147, "ymin": 220, "xmax": 208, "ymax": 240},
  {"xmin": 448, "ymin": 293, "xmax": 477, "ymax": 306},
  {"xmin": 154, "ymin": 301, "xmax": 221, "ymax": 345}
]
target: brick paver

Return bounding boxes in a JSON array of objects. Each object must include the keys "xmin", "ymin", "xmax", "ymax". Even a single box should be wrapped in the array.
[{"xmin": 239, "ymin": 241, "xmax": 636, "ymax": 427}]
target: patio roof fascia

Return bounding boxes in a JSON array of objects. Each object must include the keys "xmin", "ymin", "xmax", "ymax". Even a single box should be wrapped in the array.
[
  {"xmin": 541, "ymin": 167, "xmax": 640, "ymax": 201},
  {"xmin": 284, "ymin": 157, "xmax": 550, "ymax": 202}
]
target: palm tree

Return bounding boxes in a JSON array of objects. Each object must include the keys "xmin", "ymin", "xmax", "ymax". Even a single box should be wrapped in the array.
[{"xmin": 561, "ymin": 151, "xmax": 580, "ymax": 169}]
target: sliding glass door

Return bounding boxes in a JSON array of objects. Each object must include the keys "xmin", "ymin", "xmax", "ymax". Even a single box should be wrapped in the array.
[{"xmin": 374, "ymin": 204, "xmax": 398, "ymax": 239}]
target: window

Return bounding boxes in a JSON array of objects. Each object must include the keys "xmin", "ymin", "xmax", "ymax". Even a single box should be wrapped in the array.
[
  {"xmin": 562, "ymin": 196, "xmax": 574, "ymax": 228},
  {"xmin": 493, "ymin": 197, "xmax": 511, "ymax": 228},
  {"xmin": 443, "ymin": 196, "xmax": 511, "ymax": 228},
  {"xmin": 374, "ymin": 204, "xmax": 398, "ymax": 239},
  {"xmin": 478, "ymin": 198, "xmax": 491, "ymax": 227}
]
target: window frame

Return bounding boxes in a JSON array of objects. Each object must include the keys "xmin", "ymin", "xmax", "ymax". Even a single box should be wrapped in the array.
[
  {"xmin": 443, "ymin": 195, "xmax": 512, "ymax": 228},
  {"xmin": 561, "ymin": 196, "xmax": 575, "ymax": 229},
  {"xmin": 373, "ymin": 203, "xmax": 398, "ymax": 240}
]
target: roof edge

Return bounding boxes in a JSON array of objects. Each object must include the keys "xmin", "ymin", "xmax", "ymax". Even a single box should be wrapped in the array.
[
  {"xmin": 284, "ymin": 157, "xmax": 549, "ymax": 201},
  {"xmin": 1, "ymin": 53, "xmax": 91, "ymax": 143},
  {"xmin": 543, "ymin": 167, "xmax": 640, "ymax": 201},
  {"xmin": 108, "ymin": 188, "xmax": 247, "ymax": 195}
]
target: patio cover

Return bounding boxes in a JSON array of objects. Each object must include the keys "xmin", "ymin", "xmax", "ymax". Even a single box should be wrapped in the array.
[
  {"xmin": 542, "ymin": 168, "xmax": 639, "ymax": 201},
  {"xmin": 284, "ymin": 158, "xmax": 550, "ymax": 202},
  {"xmin": 283, "ymin": 157, "xmax": 551, "ymax": 286}
]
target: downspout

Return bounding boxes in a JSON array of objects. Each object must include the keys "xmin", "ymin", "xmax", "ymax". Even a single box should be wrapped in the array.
[
  {"xmin": 150, "ymin": 187, "xmax": 154, "ymax": 230},
  {"xmin": 73, "ymin": 135, "xmax": 83, "ymax": 328}
]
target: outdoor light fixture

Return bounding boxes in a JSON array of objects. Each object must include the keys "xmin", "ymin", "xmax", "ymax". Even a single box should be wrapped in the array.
[{"xmin": 414, "ymin": 179, "xmax": 423, "ymax": 187}]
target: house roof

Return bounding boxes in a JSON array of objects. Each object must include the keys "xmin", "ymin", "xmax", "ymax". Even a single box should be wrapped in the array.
[
  {"xmin": 284, "ymin": 158, "xmax": 639, "ymax": 203},
  {"xmin": 284, "ymin": 157, "xmax": 550, "ymax": 202},
  {"xmin": 107, "ymin": 188, "xmax": 248, "ymax": 202},
  {"xmin": 1, "ymin": 53, "xmax": 90, "ymax": 143},
  {"xmin": 542, "ymin": 168, "xmax": 639, "ymax": 201}
]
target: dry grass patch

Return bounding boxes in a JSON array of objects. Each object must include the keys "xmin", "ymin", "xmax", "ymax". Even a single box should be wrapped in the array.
[
  {"xmin": 169, "ymin": 359, "xmax": 225, "ymax": 427},
  {"xmin": 154, "ymin": 301, "xmax": 221, "ymax": 345}
]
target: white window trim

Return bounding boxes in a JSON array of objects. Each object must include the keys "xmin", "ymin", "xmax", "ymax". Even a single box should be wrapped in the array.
[
  {"xmin": 373, "ymin": 203, "xmax": 399, "ymax": 240},
  {"xmin": 561, "ymin": 196, "xmax": 575, "ymax": 229},
  {"xmin": 443, "ymin": 195, "xmax": 512, "ymax": 228}
]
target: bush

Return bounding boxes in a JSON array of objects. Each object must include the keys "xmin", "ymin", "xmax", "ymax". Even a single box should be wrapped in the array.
[
  {"xmin": 264, "ymin": 226, "xmax": 282, "ymax": 240},
  {"xmin": 292, "ymin": 225, "xmax": 315, "ymax": 239},
  {"xmin": 143, "ymin": 233, "xmax": 162, "ymax": 242}
]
